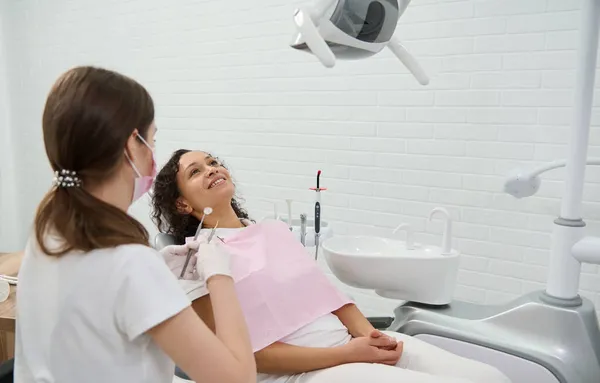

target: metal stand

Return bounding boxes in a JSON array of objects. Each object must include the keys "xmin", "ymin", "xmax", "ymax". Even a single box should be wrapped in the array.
[{"xmin": 387, "ymin": 3, "xmax": 600, "ymax": 382}]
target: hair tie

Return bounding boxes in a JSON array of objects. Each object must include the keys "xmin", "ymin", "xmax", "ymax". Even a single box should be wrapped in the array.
[{"xmin": 53, "ymin": 169, "xmax": 82, "ymax": 188}]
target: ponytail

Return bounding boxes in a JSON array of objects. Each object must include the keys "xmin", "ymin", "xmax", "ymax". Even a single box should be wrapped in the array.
[
  {"xmin": 35, "ymin": 186, "xmax": 149, "ymax": 256},
  {"xmin": 37, "ymin": 66, "xmax": 156, "ymax": 255}
]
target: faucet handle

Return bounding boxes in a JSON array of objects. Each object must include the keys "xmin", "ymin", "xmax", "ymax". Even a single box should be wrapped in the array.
[
  {"xmin": 393, "ymin": 223, "xmax": 415, "ymax": 250},
  {"xmin": 428, "ymin": 207, "xmax": 453, "ymax": 254}
]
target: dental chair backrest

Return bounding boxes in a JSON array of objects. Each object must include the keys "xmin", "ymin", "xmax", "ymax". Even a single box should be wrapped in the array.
[{"xmin": 154, "ymin": 233, "xmax": 179, "ymax": 250}]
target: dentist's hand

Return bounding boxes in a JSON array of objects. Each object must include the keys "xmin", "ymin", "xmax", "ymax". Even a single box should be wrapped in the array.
[
  {"xmin": 159, "ymin": 241, "xmax": 201, "ymax": 280},
  {"xmin": 196, "ymin": 242, "xmax": 233, "ymax": 283}
]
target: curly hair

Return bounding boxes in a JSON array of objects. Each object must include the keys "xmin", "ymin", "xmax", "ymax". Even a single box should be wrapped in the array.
[{"xmin": 151, "ymin": 149, "xmax": 251, "ymax": 244}]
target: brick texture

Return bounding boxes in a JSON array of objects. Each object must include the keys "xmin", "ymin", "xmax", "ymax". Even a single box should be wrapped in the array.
[{"xmin": 1, "ymin": 0, "xmax": 599, "ymax": 317}]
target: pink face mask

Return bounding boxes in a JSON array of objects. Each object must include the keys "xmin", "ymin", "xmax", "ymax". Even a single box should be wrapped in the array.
[{"xmin": 126, "ymin": 134, "xmax": 157, "ymax": 202}]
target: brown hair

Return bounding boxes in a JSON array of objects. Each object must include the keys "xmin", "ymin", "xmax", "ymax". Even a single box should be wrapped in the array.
[{"xmin": 34, "ymin": 66, "xmax": 154, "ymax": 256}]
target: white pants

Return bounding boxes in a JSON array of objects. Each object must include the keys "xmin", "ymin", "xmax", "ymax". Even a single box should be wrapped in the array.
[
  {"xmin": 173, "ymin": 332, "xmax": 512, "ymax": 383},
  {"xmin": 297, "ymin": 332, "xmax": 511, "ymax": 383}
]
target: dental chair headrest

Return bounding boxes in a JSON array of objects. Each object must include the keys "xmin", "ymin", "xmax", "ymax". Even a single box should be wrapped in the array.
[{"xmin": 154, "ymin": 233, "xmax": 179, "ymax": 250}]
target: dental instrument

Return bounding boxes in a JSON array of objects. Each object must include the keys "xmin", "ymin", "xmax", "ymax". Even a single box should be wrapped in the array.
[
  {"xmin": 206, "ymin": 222, "xmax": 219, "ymax": 244},
  {"xmin": 290, "ymin": 0, "xmax": 429, "ymax": 85},
  {"xmin": 311, "ymin": 170, "xmax": 326, "ymax": 260},
  {"xmin": 286, "ymin": 199, "xmax": 294, "ymax": 231},
  {"xmin": 300, "ymin": 213, "xmax": 307, "ymax": 246},
  {"xmin": 180, "ymin": 207, "xmax": 213, "ymax": 278}
]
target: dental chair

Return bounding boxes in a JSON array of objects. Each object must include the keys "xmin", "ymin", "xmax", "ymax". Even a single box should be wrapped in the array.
[
  {"xmin": 0, "ymin": 358, "xmax": 13, "ymax": 383},
  {"xmin": 155, "ymin": 233, "xmax": 178, "ymax": 250},
  {"xmin": 154, "ymin": 232, "xmax": 394, "ymax": 381}
]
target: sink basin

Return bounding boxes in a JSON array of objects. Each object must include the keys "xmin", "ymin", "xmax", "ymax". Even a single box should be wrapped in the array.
[{"xmin": 322, "ymin": 236, "xmax": 460, "ymax": 305}]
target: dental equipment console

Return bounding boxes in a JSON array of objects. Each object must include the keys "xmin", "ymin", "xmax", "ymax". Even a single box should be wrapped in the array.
[
  {"xmin": 290, "ymin": 1, "xmax": 600, "ymax": 382},
  {"xmin": 272, "ymin": 172, "xmax": 329, "ymax": 255},
  {"xmin": 311, "ymin": 170, "xmax": 327, "ymax": 260}
]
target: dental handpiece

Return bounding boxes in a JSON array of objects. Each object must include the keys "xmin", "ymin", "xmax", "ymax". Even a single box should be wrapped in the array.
[
  {"xmin": 314, "ymin": 232, "xmax": 321, "ymax": 261},
  {"xmin": 314, "ymin": 202, "xmax": 321, "ymax": 260},
  {"xmin": 300, "ymin": 214, "xmax": 307, "ymax": 247},
  {"xmin": 313, "ymin": 170, "xmax": 323, "ymax": 260}
]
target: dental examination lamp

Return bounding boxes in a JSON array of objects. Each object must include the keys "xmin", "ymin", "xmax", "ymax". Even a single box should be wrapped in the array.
[{"xmin": 290, "ymin": 0, "xmax": 430, "ymax": 85}]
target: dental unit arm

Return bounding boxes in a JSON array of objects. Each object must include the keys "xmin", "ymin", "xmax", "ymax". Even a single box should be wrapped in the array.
[
  {"xmin": 503, "ymin": 0, "xmax": 600, "ymax": 300},
  {"xmin": 504, "ymin": 158, "xmax": 600, "ymax": 199},
  {"xmin": 291, "ymin": 0, "xmax": 429, "ymax": 85},
  {"xmin": 505, "ymin": 158, "xmax": 600, "ymax": 268}
]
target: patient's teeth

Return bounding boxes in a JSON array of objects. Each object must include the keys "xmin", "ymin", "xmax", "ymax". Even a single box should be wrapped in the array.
[{"xmin": 210, "ymin": 179, "xmax": 225, "ymax": 188}]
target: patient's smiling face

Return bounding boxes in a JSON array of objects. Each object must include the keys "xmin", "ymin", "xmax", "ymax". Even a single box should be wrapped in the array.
[{"xmin": 175, "ymin": 151, "xmax": 235, "ymax": 215}]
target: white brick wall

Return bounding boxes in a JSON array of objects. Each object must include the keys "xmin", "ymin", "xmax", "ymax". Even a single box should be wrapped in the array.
[
  {"xmin": 0, "ymin": 5, "xmax": 22, "ymax": 252},
  {"xmin": 2, "ymin": 0, "xmax": 600, "ymax": 317}
]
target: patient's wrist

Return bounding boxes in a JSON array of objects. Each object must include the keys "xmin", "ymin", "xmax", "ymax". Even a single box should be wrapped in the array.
[{"xmin": 334, "ymin": 344, "xmax": 355, "ymax": 365}]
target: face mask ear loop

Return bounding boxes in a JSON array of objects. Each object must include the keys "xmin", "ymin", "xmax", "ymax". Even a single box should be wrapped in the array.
[
  {"xmin": 124, "ymin": 151, "xmax": 142, "ymax": 178},
  {"xmin": 136, "ymin": 133, "xmax": 153, "ymax": 151}
]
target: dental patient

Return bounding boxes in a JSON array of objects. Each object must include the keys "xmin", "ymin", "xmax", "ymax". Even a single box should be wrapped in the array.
[{"xmin": 152, "ymin": 149, "xmax": 511, "ymax": 383}]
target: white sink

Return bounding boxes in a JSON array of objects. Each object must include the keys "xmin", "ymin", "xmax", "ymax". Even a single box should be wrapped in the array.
[{"xmin": 322, "ymin": 236, "xmax": 460, "ymax": 305}]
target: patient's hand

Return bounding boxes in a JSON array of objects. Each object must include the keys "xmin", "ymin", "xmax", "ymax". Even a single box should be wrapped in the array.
[
  {"xmin": 342, "ymin": 333, "xmax": 403, "ymax": 366},
  {"xmin": 159, "ymin": 241, "xmax": 201, "ymax": 280},
  {"xmin": 368, "ymin": 329, "xmax": 398, "ymax": 351}
]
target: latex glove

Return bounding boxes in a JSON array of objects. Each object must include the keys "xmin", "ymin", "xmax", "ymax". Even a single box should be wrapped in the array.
[
  {"xmin": 159, "ymin": 241, "xmax": 201, "ymax": 280},
  {"xmin": 195, "ymin": 242, "xmax": 232, "ymax": 282}
]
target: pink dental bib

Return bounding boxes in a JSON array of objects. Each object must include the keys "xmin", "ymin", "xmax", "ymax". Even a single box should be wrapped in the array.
[{"xmin": 194, "ymin": 219, "xmax": 351, "ymax": 352}]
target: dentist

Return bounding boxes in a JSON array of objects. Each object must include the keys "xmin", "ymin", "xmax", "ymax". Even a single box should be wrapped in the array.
[{"xmin": 14, "ymin": 66, "xmax": 256, "ymax": 383}]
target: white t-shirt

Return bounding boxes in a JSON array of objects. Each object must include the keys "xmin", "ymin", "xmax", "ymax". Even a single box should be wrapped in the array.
[
  {"xmin": 15, "ymin": 236, "xmax": 191, "ymax": 383},
  {"xmin": 180, "ymin": 224, "xmax": 352, "ymax": 383}
]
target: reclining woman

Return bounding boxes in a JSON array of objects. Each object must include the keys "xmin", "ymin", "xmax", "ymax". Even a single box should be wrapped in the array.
[{"xmin": 152, "ymin": 149, "xmax": 512, "ymax": 383}]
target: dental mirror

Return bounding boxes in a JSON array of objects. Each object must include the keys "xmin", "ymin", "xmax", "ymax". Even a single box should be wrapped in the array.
[{"xmin": 179, "ymin": 207, "xmax": 213, "ymax": 278}]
